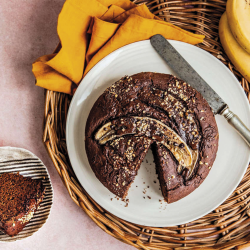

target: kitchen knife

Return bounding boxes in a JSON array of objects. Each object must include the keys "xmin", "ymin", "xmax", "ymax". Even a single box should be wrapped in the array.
[{"xmin": 150, "ymin": 34, "xmax": 250, "ymax": 147}]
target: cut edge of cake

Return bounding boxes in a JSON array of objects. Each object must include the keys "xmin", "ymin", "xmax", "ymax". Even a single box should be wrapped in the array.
[{"xmin": 0, "ymin": 173, "xmax": 46, "ymax": 237}]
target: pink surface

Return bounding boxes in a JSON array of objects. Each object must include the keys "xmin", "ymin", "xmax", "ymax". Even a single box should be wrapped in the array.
[{"xmin": 0, "ymin": 0, "xmax": 133, "ymax": 249}]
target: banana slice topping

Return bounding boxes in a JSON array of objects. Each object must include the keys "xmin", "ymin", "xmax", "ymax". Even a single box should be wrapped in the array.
[
  {"xmin": 177, "ymin": 149, "xmax": 198, "ymax": 180},
  {"xmin": 95, "ymin": 116, "xmax": 193, "ymax": 167}
]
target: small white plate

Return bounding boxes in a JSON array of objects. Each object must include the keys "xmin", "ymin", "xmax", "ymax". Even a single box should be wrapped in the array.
[
  {"xmin": 0, "ymin": 147, "xmax": 53, "ymax": 241},
  {"xmin": 66, "ymin": 40, "xmax": 250, "ymax": 227}
]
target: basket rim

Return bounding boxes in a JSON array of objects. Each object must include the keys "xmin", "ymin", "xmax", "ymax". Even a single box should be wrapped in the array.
[{"xmin": 42, "ymin": 0, "xmax": 250, "ymax": 249}]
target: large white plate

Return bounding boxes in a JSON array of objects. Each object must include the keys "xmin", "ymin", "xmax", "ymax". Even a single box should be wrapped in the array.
[{"xmin": 66, "ymin": 40, "xmax": 250, "ymax": 227}]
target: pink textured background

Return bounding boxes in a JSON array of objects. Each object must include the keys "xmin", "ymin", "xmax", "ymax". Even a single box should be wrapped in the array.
[{"xmin": 0, "ymin": 0, "xmax": 133, "ymax": 249}]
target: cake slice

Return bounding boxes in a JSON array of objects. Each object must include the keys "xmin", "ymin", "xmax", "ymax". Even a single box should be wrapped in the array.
[{"xmin": 0, "ymin": 173, "xmax": 46, "ymax": 237}]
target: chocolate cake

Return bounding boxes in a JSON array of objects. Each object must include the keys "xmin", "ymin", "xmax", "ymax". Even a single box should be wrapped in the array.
[
  {"xmin": 0, "ymin": 173, "xmax": 46, "ymax": 236},
  {"xmin": 85, "ymin": 72, "xmax": 219, "ymax": 203}
]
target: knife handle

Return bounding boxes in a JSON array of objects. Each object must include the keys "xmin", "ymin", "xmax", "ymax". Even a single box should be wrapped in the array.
[{"xmin": 221, "ymin": 106, "xmax": 250, "ymax": 147}]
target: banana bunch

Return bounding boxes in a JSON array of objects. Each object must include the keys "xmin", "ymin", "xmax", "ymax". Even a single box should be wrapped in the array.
[{"xmin": 219, "ymin": 0, "xmax": 250, "ymax": 82}]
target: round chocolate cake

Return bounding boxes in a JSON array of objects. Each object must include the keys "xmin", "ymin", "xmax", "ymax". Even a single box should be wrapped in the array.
[{"xmin": 85, "ymin": 72, "xmax": 219, "ymax": 203}]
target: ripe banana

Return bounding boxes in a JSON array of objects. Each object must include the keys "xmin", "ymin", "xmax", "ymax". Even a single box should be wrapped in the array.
[
  {"xmin": 219, "ymin": 12, "xmax": 250, "ymax": 82},
  {"xmin": 226, "ymin": 0, "xmax": 250, "ymax": 54},
  {"xmin": 95, "ymin": 116, "xmax": 193, "ymax": 166}
]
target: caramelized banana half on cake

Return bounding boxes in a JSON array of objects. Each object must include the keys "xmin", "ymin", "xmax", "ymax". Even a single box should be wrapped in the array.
[{"xmin": 95, "ymin": 116, "xmax": 198, "ymax": 178}]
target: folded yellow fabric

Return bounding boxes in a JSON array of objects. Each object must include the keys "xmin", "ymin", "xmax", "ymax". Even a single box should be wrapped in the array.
[
  {"xmin": 46, "ymin": 0, "xmax": 107, "ymax": 83},
  {"xmin": 112, "ymin": 4, "xmax": 159, "ymax": 23},
  {"xmin": 86, "ymin": 4, "xmax": 158, "ymax": 63},
  {"xmin": 33, "ymin": 54, "xmax": 73, "ymax": 94},
  {"xmin": 86, "ymin": 19, "xmax": 119, "ymax": 63},
  {"xmin": 101, "ymin": 5, "xmax": 125, "ymax": 22},
  {"xmin": 85, "ymin": 14, "xmax": 204, "ymax": 75},
  {"xmin": 97, "ymin": 0, "xmax": 136, "ymax": 10},
  {"xmin": 87, "ymin": 4, "xmax": 125, "ymax": 34},
  {"xmin": 32, "ymin": 0, "xmax": 205, "ymax": 94}
]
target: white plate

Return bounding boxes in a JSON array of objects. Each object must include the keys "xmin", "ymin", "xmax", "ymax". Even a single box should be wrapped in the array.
[
  {"xmin": 66, "ymin": 40, "xmax": 250, "ymax": 227},
  {"xmin": 0, "ymin": 147, "xmax": 53, "ymax": 241}
]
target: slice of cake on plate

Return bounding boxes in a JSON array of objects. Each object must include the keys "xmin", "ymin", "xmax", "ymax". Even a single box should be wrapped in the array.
[{"xmin": 0, "ymin": 173, "xmax": 46, "ymax": 236}]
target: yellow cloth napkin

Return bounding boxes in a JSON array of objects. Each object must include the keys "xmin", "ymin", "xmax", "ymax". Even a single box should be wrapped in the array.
[
  {"xmin": 100, "ymin": 5, "xmax": 125, "ymax": 22},
  {"xmin": 32, "ymin": 0, "xmax": 204, "ymax": 94},
  {"xmin": 86, "ymin": 4, "xmax": 157, "ymax": 63}
]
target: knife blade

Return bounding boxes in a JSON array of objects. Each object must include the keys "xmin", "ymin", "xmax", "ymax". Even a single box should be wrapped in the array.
[
  {"xmin": 150, "ymin": 34, "xmax": 226, "ymax": 114},
  {"xmin": 150, "ymin": 34, "xmax": 250, "ymax": 147}
]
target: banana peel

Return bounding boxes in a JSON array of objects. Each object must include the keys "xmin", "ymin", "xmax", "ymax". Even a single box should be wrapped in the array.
[
  {"xmin": 219, "ymin": 12, "xmax": 250, "ymax": 83},
  {"xmin": 226, "ymin": 0, "xmax": 250, "ymax": 54}
]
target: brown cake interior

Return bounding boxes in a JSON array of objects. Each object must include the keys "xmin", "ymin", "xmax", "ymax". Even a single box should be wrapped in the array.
[{"xmin": 0, "ymin": 173, "xmax": 46, "ymax": 237}]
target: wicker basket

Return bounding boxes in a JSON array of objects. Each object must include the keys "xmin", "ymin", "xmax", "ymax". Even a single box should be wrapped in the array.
[{"xmin": 43, "ymin": 0, "xmax": 250, "ymax": 249}]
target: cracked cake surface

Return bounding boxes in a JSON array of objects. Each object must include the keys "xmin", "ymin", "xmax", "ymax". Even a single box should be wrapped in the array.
[{"xmin": 85, "ymin": 72, "xmax": 219, "ymax": 203}]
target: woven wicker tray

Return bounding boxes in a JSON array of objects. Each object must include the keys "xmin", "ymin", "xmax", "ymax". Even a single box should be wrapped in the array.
[{"xmin": 43, "ymin": 0, "xmax": 250, "ymax": 249}]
